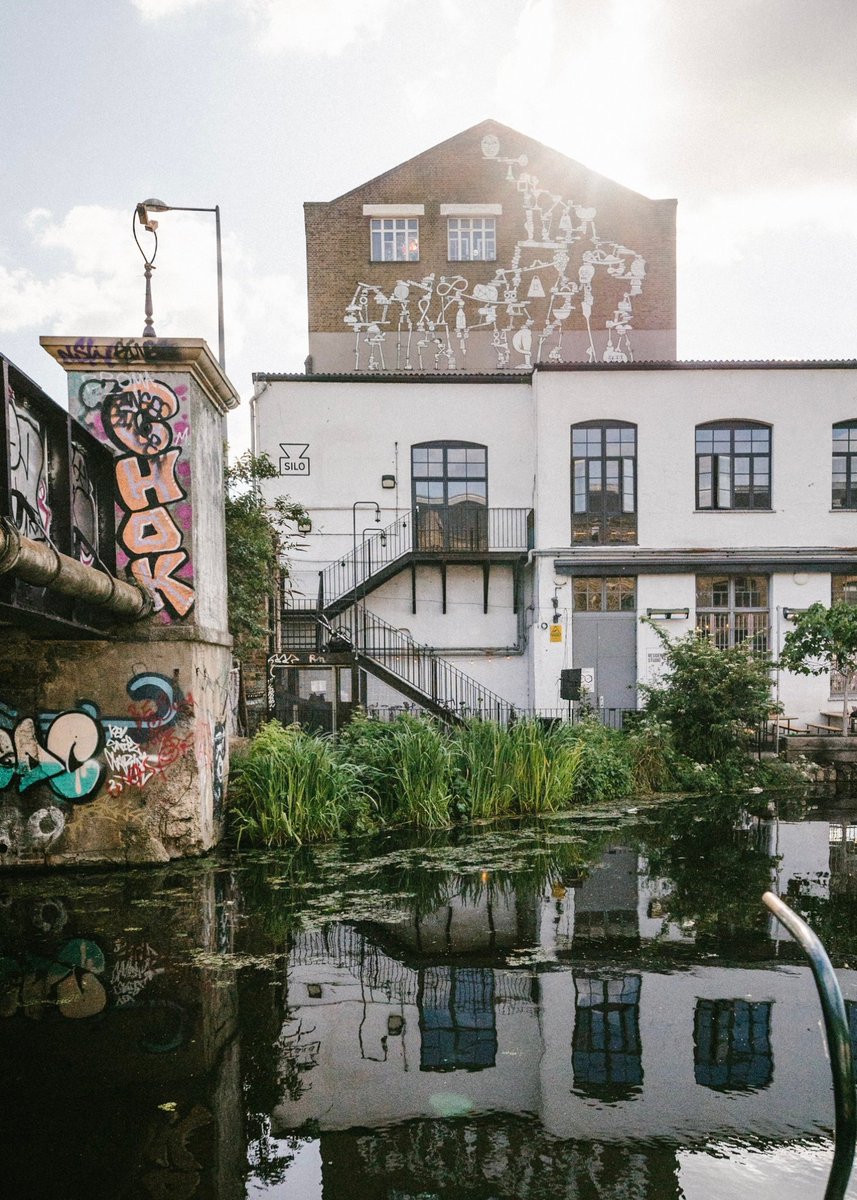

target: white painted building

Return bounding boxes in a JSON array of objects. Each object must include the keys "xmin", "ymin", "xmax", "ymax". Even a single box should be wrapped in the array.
[
  {"xmin": 254, "ymin": 360, "xmax": 857, "ymax": 726},
  {"xmin": 253, "ymin": 122, "xmax": 857, "ymax": 728}
]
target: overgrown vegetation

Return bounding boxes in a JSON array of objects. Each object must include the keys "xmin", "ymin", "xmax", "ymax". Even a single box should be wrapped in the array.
[
  {"xmin": 779, "ymin": 601, "xmax": 857, "ymax": 734},
  {"xmin": 225, "ymin": 451, "xmax": 307, "ymax": 659},
  {"xmin": 227, "ymin": 622, "xmax": 810, "ymax": 848},
  {"xmin": 640, "ymin": 622, "xmax": 776, "ymax": 769}
]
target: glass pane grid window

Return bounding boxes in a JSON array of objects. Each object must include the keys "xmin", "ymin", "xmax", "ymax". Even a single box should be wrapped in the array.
[
  {"xmin": 412, "ymin": 444, "xmax": 487, "ymax": 507},
  {"xmin": 448, "ymin": 217, "xmax": 496, "ymax": 262},
  {"xmin": 573, "ymin": 576, "xmax": 636, "ymax": 613},
  {"xmin": 696, "ymin": 423, "xmax": 771, "ymax": 510},
  {"xmin": 832, "ymin": 422, "xmax": 857, "ymax": 510},
  {"xmin": 831, "ymin": 575, "xmax": 857, "ymax": 695},
  {"xmin": 696, "ymin": 575, "xmax": 769, "ymax": 651},
  {"xmin": 572, "ymin": 422, "xmax": 637, "ymax": 544},
  {"xmin": 370, "ymin": 218, "xmax": 419, "ymax": 262}
]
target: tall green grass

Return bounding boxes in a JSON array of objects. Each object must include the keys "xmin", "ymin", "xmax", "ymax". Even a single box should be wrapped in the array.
[
  {"xmin": 454, "ymin": 719, "xmax": 584, "ymax": 817},
  {"xmin": 229, "ymin": 721, "xmax": 371, "ymax": 846}
]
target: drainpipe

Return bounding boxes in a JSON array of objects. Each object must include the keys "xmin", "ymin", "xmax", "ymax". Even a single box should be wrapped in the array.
[{"xmin": 0, "ymin": 518, "xmax": 153, "ymax": 619}]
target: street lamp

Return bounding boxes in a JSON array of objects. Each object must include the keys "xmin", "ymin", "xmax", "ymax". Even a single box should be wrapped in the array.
[{"xmin": 134, "ymin": 198, "xmax": 226, "ymax": 373}]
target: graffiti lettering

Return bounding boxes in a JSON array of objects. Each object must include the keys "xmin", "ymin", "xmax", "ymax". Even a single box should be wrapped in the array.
[
  {"xmin": 56, "ymin": 337, "xmax": 163, "ymax": 366},
  {"xmin": 7, "ymin": 391, "xmax": 52, "ymax": 541},
  {"xmin": 79, "ymin": 376, "xmax": 193, "ymax": 619}
]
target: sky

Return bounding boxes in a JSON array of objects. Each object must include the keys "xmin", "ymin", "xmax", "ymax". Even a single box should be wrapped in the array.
[{"xmin": 1, "ymin": 0, "xmax": 856, "ymax": 453}]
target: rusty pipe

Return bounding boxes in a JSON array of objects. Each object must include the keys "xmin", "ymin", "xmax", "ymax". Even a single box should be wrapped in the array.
[{"xmin": 0, "ymin": 517, "xmax": 153, "ymax": 619}]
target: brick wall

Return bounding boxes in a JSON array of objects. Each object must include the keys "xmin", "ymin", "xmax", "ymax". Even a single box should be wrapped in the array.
[{"xmin": 304, "ymin": 119, "xmax": 676, "ymax": 370}]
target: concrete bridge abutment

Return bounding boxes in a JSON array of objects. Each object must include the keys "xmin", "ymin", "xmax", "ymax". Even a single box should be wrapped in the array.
[{"xmin": 0, "ymin": 337, "xmax": 239, "ymax": 868}]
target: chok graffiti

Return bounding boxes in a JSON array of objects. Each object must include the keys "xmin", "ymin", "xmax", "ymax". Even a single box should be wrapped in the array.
[{"xmin": 78, "ymin": 375, "xmax": 194, "ymax": 619}]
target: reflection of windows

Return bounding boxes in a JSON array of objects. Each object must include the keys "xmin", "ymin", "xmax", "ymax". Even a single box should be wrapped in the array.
[
  {"xmin": 572, "ymin": 421, "xmax": 637, "ymax": 544},
  {"xmin": 370, "ymin": 218, "xmax": 419, "ymax": 262},
  {"xmin": 572, "ymin": 974, "xmax": 643, "ymax": 1098},
  {"xmin": 832, "ymin": 422, "xmax": 857, "ymax": 510},
  {"xmin": 419, "ymin": 966, "xmax": 496, "ymax": 1072},
  {"xmin": 412, "ymin": 442, "xmax": 488, "ymax": 551},
  {"xmin": 573, "ymin": 576, "xmax": 636, "ymax": 613},
  {"xmin": 448, "ymin": 217, "xmax": 496, "ymax": 261},
  {"xmin": 696, "ymin": 421, "xmax": 771, "ymax": 510},
  {"xmin": 696, "ymin": 575, "xmax": 769, "ymax": 651},
  {"xmin": 694, "ymin": 998, "xmax": 773, "ymax": 1091}
]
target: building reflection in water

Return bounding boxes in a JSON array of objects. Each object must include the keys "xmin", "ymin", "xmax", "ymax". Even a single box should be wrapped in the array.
[
  {"xmin": 693, "ymin": 998, "xmax": 774, "ymax": 1092},
  {"xmin": 572, "ymin": 973, "xmax": 643, "ymax": 1099}
]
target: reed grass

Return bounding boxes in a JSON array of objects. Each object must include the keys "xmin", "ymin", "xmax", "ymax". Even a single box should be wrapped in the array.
[{"xmin": 229, "ymin": 721, "xmax": 371, "ymax": 846}]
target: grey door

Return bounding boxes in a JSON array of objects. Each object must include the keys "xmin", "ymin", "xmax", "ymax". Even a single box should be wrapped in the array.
[{"xmin": 572, "ymin": 613, "xmax": 637, "ymax": 711}]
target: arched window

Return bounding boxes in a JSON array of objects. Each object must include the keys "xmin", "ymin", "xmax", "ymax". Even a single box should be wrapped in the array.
[
  {"xmin": 411, "ymin": 441, "xmax": 487, "ymax": 551},
  {"xmin": 695, "ymin": 420, "xmax": 771, "ymax": 510},
  {"xmin": 832, "ymin": 421, "xmax": 857, "ymax": 510},
  {"xmin": 571, "ymin": 421, "xmax": 637, "ymax": 544}
]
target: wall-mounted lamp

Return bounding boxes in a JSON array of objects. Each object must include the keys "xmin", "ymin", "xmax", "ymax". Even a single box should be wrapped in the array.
[
  {"xmin": 782, "ymin": 607, "xmax": 808, "ymax": 622},
  {"xmin": 297, "ymin": 516, "xmax": 312, "ymax": 535},
  {"xmin": 381, "ymin": 474, "xmax": 396, "ymax": 490},
  {"xmin": 646, "ymin": 608, "xmax": 689, "ymax": 621}
]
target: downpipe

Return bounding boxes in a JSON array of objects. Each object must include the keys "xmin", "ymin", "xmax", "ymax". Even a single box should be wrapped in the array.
[
  {"xmin": 0, "ymin": 517, "xmax": 153, "ymax": 620},
  {"xmin": 762, "ymin": 891, "xmax": 856, "ymax": 1199}
]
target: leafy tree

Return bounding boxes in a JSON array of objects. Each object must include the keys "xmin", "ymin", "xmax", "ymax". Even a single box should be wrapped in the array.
[
  {"xmin": 224, "ymin": 451, "xmax": 306, "ymax": 659},
  {"xmin": 639, "ymin": 621, "xmax": 775, "ymax": 765},
  {"xmin": 779, "ymin": 602, "xmax": 857, "ymax": 735}
]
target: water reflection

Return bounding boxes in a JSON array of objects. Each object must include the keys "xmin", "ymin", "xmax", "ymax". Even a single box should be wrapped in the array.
[{"xmin": 2, "ymin": 797, "xmax": 857, "ymax": 1198}]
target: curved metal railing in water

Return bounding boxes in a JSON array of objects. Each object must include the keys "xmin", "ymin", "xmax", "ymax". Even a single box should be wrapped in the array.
[{"xmin": 762, "ymin": 891, "xmax": 856, "ymax": 1200}]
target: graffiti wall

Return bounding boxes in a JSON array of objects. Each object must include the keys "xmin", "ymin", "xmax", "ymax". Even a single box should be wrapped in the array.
[
  {"xmin": 6, "ymin": 387, "xmax": 52, "ymax": 541},
  {"xmin": 76, "ymin": 373, "xmax": 194, "ymax": 620},
  {"xmin": 345, "ymin": 134, "xmax": 648, "ymax": 372},
  {"xmin": 0, "ymin": 672, "xmax": 197, "ymax": 858}
]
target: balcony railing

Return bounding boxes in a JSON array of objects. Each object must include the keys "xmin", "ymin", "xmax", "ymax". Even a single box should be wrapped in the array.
[{"xmin": 317, "ymin": 506, "xmax": 532, "ymax": 610}]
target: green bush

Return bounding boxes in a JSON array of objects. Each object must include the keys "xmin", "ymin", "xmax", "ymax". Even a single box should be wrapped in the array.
[
  {"xmin": 640, "ymin": 624, "xmax": 775, "ymax": 764},
  {"xmin": 228, "ymin": 721, "xmax": 373, "ymax": 846},
  {"xmin": 560, "ymin": 719, "xmax": 634, "ymax": 804}
]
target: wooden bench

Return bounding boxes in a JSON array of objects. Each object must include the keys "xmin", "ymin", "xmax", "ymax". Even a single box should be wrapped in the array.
[{"xmin": 806, "ymin": 721, "xmax": 842, "ymax": 736}]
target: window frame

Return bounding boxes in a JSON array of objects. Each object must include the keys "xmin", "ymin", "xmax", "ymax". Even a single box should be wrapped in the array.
[
  {"xmin": 832, "ymin": 421, "xmax": 857, "ymax": 511},
  {"xmin": 411, "ymin": 440, "xmax": 488, "ymax": 510},
  {"xmin": 571, "ymin": 420, "xmax": 637, "ymax": 545},
  {"xmin": 447, "ymin": 216, "xmax": 497, "ymax": 263},
  {"xmin": 695, "ymin": 574, "xmax": 770, "ymax": 651},
  {"xmin": 695, "ymin": 420, "xmax": 772, "ymax": 511},
  {"xmin": 369, "ymin": 217, "xmax": 420, "ymax": 263},
  {"xmin": 572, "ymin": 576, "xmax": 637, "ymax": 613}
]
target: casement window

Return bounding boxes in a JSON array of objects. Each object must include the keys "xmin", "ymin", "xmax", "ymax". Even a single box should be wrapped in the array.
[
  {"xmin": 832, "ymin": 421, "xmax": 857, "ymax": 510},
  {"xmin": 447, "ymin": 217, "xmax": 496, "ymax": 262},
  {"xmin": 696, "ymin": 575, "xmax": 769, "ymax": 651},
  {"xmin": 831, "ymin": 575, "xmax": 857, "ymax": 696},
  {"xmin": 370, "ymin": 217, "xmax": 419, "ymax": 262},
  {"xmin": 571, "ymin": 421, "xmax": 637, "ymax": 544},
  {"xmin": 411, "ymin": 441, "xmax": 488, "ymax": 552},
  {"xmin": 572, "ymin": 576, "xmax": 636, "ymax": 613},
  {"xmin": 695, "ymin": 421, "xmax": 771, "ymax": 510}
]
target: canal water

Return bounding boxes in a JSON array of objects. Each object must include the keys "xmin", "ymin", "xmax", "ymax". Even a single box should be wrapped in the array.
[{"xmin": 2, "ymin": 794, "xmax": 857, "ymax": 1199}]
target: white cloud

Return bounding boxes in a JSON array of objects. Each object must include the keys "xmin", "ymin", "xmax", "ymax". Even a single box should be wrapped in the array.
[
  {"xmin": 0, "ymin": 205, "xmax": 307, "ymax": 449},
  {"xmin": 131, "ymin": 0, "xmax": 407, "ymax": 55}
]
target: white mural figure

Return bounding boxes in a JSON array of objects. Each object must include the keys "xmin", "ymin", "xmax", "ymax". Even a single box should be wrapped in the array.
[{"xmin": 344, "ymin": 135, "xmax": 648, "ymax": 372}]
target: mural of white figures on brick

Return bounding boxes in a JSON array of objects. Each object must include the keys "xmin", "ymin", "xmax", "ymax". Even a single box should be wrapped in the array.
[{"xmin": 344, "ymin": 134, "xmax": 647, "ymax": 373}]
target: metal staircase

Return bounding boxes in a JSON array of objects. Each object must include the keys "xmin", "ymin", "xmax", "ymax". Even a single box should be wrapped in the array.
[
  {"xmin": 348, "ymin": 608, "xmax": 518, "ymax": 725},
  {"xmin": 280, "ymin": 509, "xmax": 532, "ymax": 724}
]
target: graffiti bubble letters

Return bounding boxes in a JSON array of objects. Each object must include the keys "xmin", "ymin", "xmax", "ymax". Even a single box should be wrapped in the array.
[
  {"xmin": 0, "ymin": 702, "xmax": 105, "ymax": 802},
  {"xmin": 83, "ymin": 376, "xmax": 194, "ymax": 619}
]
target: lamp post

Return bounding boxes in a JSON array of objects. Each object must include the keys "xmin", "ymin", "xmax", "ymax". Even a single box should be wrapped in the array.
[
  {"xmin": 135, "ymin": 198, "xmax": 226, "ymax": 373},
  {"xmin": 352, "ymin": 501, "xmax": 381, "ymax": 648}
]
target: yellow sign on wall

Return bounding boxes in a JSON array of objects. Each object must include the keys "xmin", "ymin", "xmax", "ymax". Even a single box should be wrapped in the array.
[{"xmin": 549, "ymin": 624, "xmax": 563, "ymax": 643}]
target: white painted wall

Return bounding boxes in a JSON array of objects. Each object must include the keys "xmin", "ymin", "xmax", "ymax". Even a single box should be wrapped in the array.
[{"xmin": 255, "ymin": 365, "xmax": 857, "ymax": 721}]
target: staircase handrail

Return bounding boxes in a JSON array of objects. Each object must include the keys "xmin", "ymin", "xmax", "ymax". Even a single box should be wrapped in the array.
[
  {"xmin": 353, "ymin": 607, "xmax": 518, "ymax": 723},
  {"xmin": 319, "ymin": 513, "xmax": 412, "ymax": 609}
]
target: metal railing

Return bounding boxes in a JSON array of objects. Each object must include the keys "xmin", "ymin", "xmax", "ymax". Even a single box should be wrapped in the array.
[
  {"xmin": 352, "ymin": 608, "xmax": 520, "ymax": 724},
  {"xmin": 317, "ymin": 506, "xmax": 533, "ymax": 610}
]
